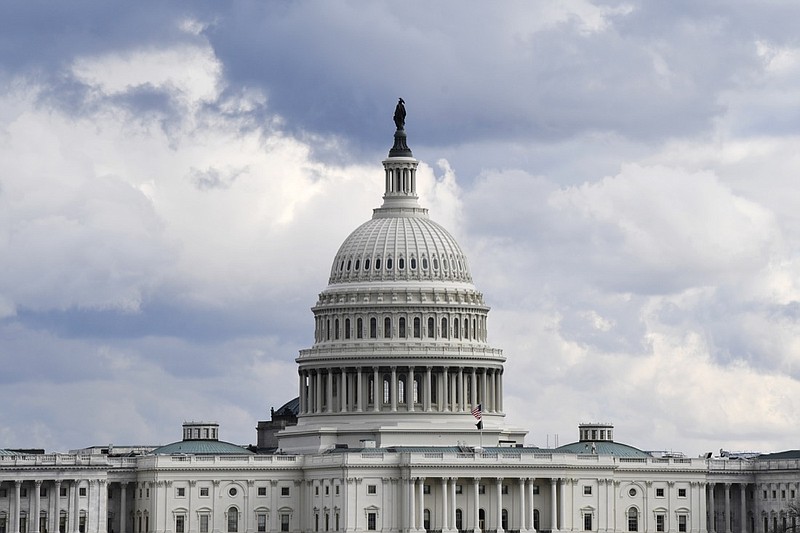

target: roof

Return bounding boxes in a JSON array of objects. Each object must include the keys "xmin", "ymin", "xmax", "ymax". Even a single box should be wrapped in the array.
[
  {"xmin": 757, "ymin": 450, "xmax": 800, "ymax": 460},
  {"xmin": 553, "ymin": 440, "xmax": 651, "ymax": 458},
  {"xmin": 150, "ymin": 440, "xmax": 253, "ymax": 455},
  {"xmin": 0, "ymin": 449, "xmax": 21, "ymax": 457},
  {"xmin": 274, "ymin": 397, "xmax": 299, "ymax": 417}
]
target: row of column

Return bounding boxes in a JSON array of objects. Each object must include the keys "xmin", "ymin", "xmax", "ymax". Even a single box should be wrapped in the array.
[
  {"xmin": 298, "ymin": 366, "xmax": 504, "ymax": 415},
  {"xmin": 313, "ymin": 314, "xmax": 489, "ymax": 344},
  {"xmin": 1, "ymin": 479, "xmax": 109, "ymax": 533}
]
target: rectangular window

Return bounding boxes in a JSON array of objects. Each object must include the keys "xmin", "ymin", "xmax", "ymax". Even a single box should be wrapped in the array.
[
  {"xmin": 335, "ymin": 485, "xmax": 340, "ymax": 496},
  {"xmin": 60, "ymin": 487, "xmax": 67, "ymax": 497},
  {"xmin": 315, "ymin": 514, "xmax": 319, "ymax": 532},
  {"xmin": 315, "ymin": 486, "xmax": 320, "ymax": 496},
  {"xmin": 367, "ymin": 513, "xmax": 377, "ymax": 531},
  {"xmin": 793, "ymin": 490, "xmax": 797, "ymax": 499},
  {"xmin": 176, "ymin": 488, "xmax": 185, "ymax": 497},
  {"xmin": 584, "ymin": 514, "xmax": 593, "ymax": 531},
  {"xmin": 656, "ymin": 514, "xmax": 665, "ymax": 532},
  {"xmin": 79, "ymin": 488, "xmax": 86, "ymax": 497},
  {"xmin": 40, "ymin": 488, "xmax": 47, "ymax": 497},
  {"xmin": 782, "ymin": 490, "xmax": 787, "ymax": 499},
  {"xmin": 532, "ymin": 485, "xmax": 540, "ymax": 495},
  {"xmin": 281, "ymin": 487, "xmax": 290, "ymax": 497},
  {"xmin": 21, "ymin": 517, "xmax": 27, "ymax": 533},
  {"xmin": 79, "ymin": 516, "xmax": 86, "ymax": 533},
  {"xmin": 501, "ymin": 485, "xmax": 509, "ymax": 495},
  {"xmin": 679, "ymin": 515, "xmax": 687, "ymax": 533},
  {"xmin": 584, "ymin": 486, "xmax": 592, "ymax": 496},
  {"xmin": 200, "ymin": 487, "xmax": 209, "ymax": 497},
  {"xmin": 455, "ymin": 485, "xmax": 463, "ymax": 495},
  {"xmin": 764, "ymin": 490, "xmax": 768, "ymax": 499},
  {"xmin": 423, "ymin": 485, "xmax": 431, "ymax": 495},
  {"xmin": 478, "ymin": 485, "xmax": 486, "ymax": 495},
  {"xmin": 258, "ymin": 487, "xmax": 267, "ymax": 496},
  {"xmin": 367, "ymin": 485, "xmax": 377, "ymax": 495},
  {"xmin": 281, "ymin": 515, "xmax": 290, "ymax": 532},
  {"xmin": 176, "ymin": 516, "xmax": 185, "ymax": 533},
  {"xmin": 146, "ymin": 489, "xmax": 150, "ymax": 498},
  {"xmin": 336, "ymin": 513, "xmax": 340, "ymax": 531},
  {"xmin": 21, "ymin": 488, "xmax": 28, "ymax": 498},
  {"xmin": 773, "ymin": 490, "xmax": 777, "ymax": 499},
  {"xmin": 678, "ymin": 488, "xmax": 687, "ymax": 498},
  {"xmin": 200, "ymin": 516, "xmax": 209, "ymax": 533},
  {"xmin": 0, "ymin": 489, "xmax": 6, "ymax": 498},
  {"xmin": 256, "ymin": 515, "xmax": 266, "ymax": 533},
  {"xmin": 325, "ymin": 486, "xmax": 329, "ymax": 496},
  {"xmin": 656, "ymin": 488, "xmax": 665, "ymax": 498}
]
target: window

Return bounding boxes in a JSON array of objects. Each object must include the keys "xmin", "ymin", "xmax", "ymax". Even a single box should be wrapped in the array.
[
  {"xmin": 413, "ymin": 317, "xmax": 421, "ymax": 338},
  {"xmin": 370, "ymin": 318, "xmax": 377, "ymax": 339},
  {"xmin": 345, "ymin": 319, "xmax": 351, "ymax": 340},
  {"xmin": 357, "ymin": 318, "xmax": 363, "ymax": 339},
  {"xmin": 200, "ymin": 487, "xmax": 209, "ymax": 497},
  {"xmin": 367, "ymin": 485, "xmax": 377, "ymax": 495},
  {"xmin": 281, "ymin": 514, "xmax": 290, "ymax": 532},
  {"xmin": 175, "ymin": 516, "xmax": 185, "ymax": 533},
  {"xmin": 532, "ymin": 486, "xmax": 540, "ymax": 495},
  {"xmin": 441, "ymin": 317, "xmax": 448, "ymax": 338},
  {"xmin": 59, "ymin": 512, "xmax": 67, "ymax": 533},
  {"xmin": 229, "ymin": 488, "xmax": 238, "ymax": 497},
  {"xmin": 423, "ymin": 485, "xmax": 431, "ymax": 495},
  {"xmin": 501, "ymin": 509, "xmax": 508, "ymax": 531},
  {"xmin": 40, "ymin": 488, "xmax": 47, "ymax": 497},
  {"xmin": 455, "ymin": 485, "xmax": 463, "ymax": 495},
  {"xmin": 336, "ymin": 513, "xmax": 340, "ymax": 531},
  {"xmin": 258, "ymin": 487, "xmax": 267, "ymax": 496},
  {"xmin": 478, "ymin": 485, "xmax": 485, "ymax": 495},
  {"xmin": 763, "ymin": 490, "xmax": 768, "ymax": 499},
  {"xmin": 386, "ymin": 258, "xmax": 393, "ymax": 270},
  {"xmin": 399, "ymin": 317, "xmax": 406, "ymax": 338},
  {"xmin": 20, "ymin": 488, "xmax": 28, "ymax": 498},
  {"xmin": 375, "ymin": 258, "xmax": 381, "ymax": 270},
  {"xmin": 628, "ymin": 488, "xmax": 636, "ymax": 497},
  {"xmin": 773, "ymin": 490, "xmax": 777, "ymax": 499},
  {"xmin": 534, "ymin": 510, "xmax": 540, "ymax": 531},
  {"xmin": 315, "ymin": 514, "xmax": 319, "ymax": 532},
  {"xmin": 257, "ymin": 514, "xmax": 267, "ymax": 533},
  {"xmin": 335, "ymin": 485, "xmax": 340, "ymax": 496},
  {"xmin": 0, "ymin": 490, "xmax": 6, "ymax": 498},
  {"xmin": 783, "ymin": 490, "xmax": 787, "ymax": 499},
  {"xmin": 335, "ymin": 319, "xmax": 340, "ymax": 340},
  {"xmin": 176, "ymin": 488, "xmax": 185, "ymax": 497},
  {"xmin": 422, "ymin": 257, "xmax": 428, "ymax": 270},
  {"xmin": 424, "ymin": 509, "xmax": 431, "ymax": 531},
  {"xmin": 678, "ymin": 516, "xmax": 687, "ymax": 533},
  {"xmin": 655, "ymin": 488, "xmax": 664, "ymax": 498},
  {"xmin": 584, "ymin": 513, "xmax": 593, "ymax": 531},
  {"xmin": 60, "ymin": 488, "xmax": 67, "ymax": 497},
  {"xmin": 584, "ymin": 486, "xmax": 592, "ymax": 496},
  {"xmin": 79, "ymin": 488, "xmax": 86, "ymax": 497},
  {"xmin": 227, "ymin": 507, "xmax": 239, "ymax": 533},
  {"xmin": 656, "ymin": 514, "xmax": 665, "ymax": 532},
  {"xmin": 326, "ymin": 513, "xmax": 330, "ymax": 531},
  {"xmin": 384, "ymin": 317, "xmax": 391, "ymax": 338},
  {"xmin": 427, "ymin": 317, "xmax": 434, "ymax": 338},
  {"xmin": 455, "ymin": 509, "xmax": 463, "ymax": 531},
  {"xmin": 315, "ymin": 486, "xmax": 319, "ymax": 496},
  {"xmin": 501, "ymin": 485, "xmax": 508, "ymax": 495},
  {"xmin": 678, "ymin": 488, "xmax": 687, "ymax": 498},
  {"xmin": 281, "ymin": 487, "xmax": 290, "ymax": 497},
  {"xmin": 627, "ymin": 509, "xmax": 638, "ymax": 532},
  {"xmin": 200, "ymin": 516, "xmax": 209, "ymax": 533},
  {"xmin": 325, "ymin": 486, "xmax": 329, "ymax": 496},
  {"xmin": 21, "ymin": 515, "xmax": 28, "ymax": 533},
  {"xmin": 79, "ymin": 515, "xmax": 86, "ymax": 533},
  {"xmin": 367, "ymin": 513, "xmax": 377, "ymax": 531},
  {"xmin": 364, "ymin": 258, "xmax": 371, "ymax": 271}
]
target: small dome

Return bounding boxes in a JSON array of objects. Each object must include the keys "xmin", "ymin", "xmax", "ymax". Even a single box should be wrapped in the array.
[
  {"xmin": 328, "ymin": 215, "xmax": 472, "ymax": 285},
  {"xmin": 151, "ymin": 440, "xmax": 253, "ymax": 455}
]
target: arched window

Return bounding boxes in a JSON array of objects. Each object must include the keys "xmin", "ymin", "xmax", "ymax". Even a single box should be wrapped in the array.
[
  {"xmin": 399, "ymin": 258, "xmax": 405, "ymax": 270},
  {"xmin": 502, "ymin": 509, "xmax": 508, "ymax": 531},
  {"xmin": 478, "ymin": 509, "xmax": 486, "ymax": 531},
  {"xmin": 357, "ymin": 318, "xmax": 363, "ymax": 339},
  {"xmin": 334, "ymin": 319, "xmax": 340, "ymax": 340},
  {"xmin": 413, "ymin": 377, "xmax": 419, "ymax": 403},
  {"xmin": 399, "ymin": 317, "xmax": 406, "ymax": 338},
  {"xmin": 413, "ymin": 317, "xmax": 421, "ymax": 338},
  {"xmin": 627, "ymin": 508, "xmax": 638, "ymax": 532},
  {"xmin": 433, "ymin": 257, "xmax": 439, "ymax": 270},
  {"xmin": 345, "ymin": 318, "xmax": 351, "ymax": 340},
  {"xmin": 383, "ymin": 378, "xmax": 390, "ymax": 404},
  {"xmin": 375, "ymin": 258, "xmax": 382, "ymax": 270},
  {"xmin": 441, "ymin": 317, "xmax": 449, "ymax": 338},
  {"xmin": 370, "ymin": 318, "xmax": 377, "ymax": 339},
  {"xmin": 386, "ymin": 258, "xmax": 393, "ymax": 270},
  {"xmin": 368, "ymin": 376, "xmax": 374, "ymax": 403},
  {"xmin": 464, "ymin": 318, "xmax": 469, "ymax": 339},
  {"xmin": 422, "ymin": 257, "xmax": 429, "ymax": 270},
  {"xmin": 431, "ymin": 379, "xmax": 437, "ymax": 404},
  {"xmin": 455, "ymin": 509, "xmax": 463, "ymax": 531},
  {"xmin": 427, "ymin": 317, "xmax": 435, "ymax": 338},
  {"xmin": 355, "ymin": 259, "xmax": 360, "ymax": 271},
  {"xmin": 384, "ymin": 317, "xmax": 391, "ymax": 338},
  {"xmin": 364, "ymin": 258, "xmax": 371, "ymax": 270},
  {"xmin": 228, "ymin": 507, "xmax": 239, "ymax": 533},
  {"xmin": 326, "ymin": 319, "xmax": 331, "ymax": 341},
  {"xmin": 423, "ymin": 510, "xmax": 431, "ymax": 531},
  {"xmin": 398, "ymin": 378, "xmax": 406, "ymax": 404},
  {"xmin": 346, "ymin": 260, "xmax": 351, "ymax": 271},
  {"xmin": 533, "ymin": 510, "xmax": 540, "ymax": 531},
  {"xmin": 454, "ymin": 319, "xmax": 459, "ymax": 338}
]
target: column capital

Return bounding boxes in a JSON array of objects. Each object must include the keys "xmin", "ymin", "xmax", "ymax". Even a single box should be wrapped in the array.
[{"xmin": 34, "ymin": 480, "xmax": 43, "ymax": 487}]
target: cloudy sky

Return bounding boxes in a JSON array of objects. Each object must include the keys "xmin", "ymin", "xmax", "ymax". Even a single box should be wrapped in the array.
[{"xmin": 2, "ymin": 0, "xmax": 800, "ymax": 456}]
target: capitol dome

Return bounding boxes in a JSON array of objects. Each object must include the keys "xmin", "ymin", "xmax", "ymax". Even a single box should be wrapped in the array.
[{"xmin": 328, "ymin": 214, "xmax": 472, "ymax": 285}]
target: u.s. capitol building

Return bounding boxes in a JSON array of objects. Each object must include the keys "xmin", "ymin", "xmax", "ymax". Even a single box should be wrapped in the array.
[{"xmin": 1, "ymin": 106, "xmax": 798, "ymax": 533}]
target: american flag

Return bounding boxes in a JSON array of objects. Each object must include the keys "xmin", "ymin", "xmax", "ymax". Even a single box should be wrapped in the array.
[{"xmin": 471, "ymin": 404, "xmax": 482, "ymax": 421}]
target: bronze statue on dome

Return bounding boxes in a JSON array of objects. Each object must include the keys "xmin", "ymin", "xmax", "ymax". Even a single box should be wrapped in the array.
[{"xmin": 393, "ymin": 98, "xmax": 406, "ymax": 129}]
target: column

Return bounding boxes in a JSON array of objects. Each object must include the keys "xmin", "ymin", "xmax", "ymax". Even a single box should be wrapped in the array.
[
  {"xmin": 326, "ymin": 370, "xmax": 333, "ymax": 412},
  {"xmin": 457, "ymin": 368, "xmax": 464, "ymax": 411},
  {"xmin": 315, "ymin": 371, "xmax": 323, "ymax": 413},
  {"xmin": 299, "ymin": 371, "xmax": 306, "ymax": 414},
  {"xmin": 341, "ymin": 371, "xmax": 348, "ymax": 412},
  {"xmin": 450, "ymin": 479, "xmax": 457, "ymax": 533},
  {"xmin": 709, "ymin": 483, "xmax": 716, "ymax": 533},
  {"xmin": 357, "ymin": 370, "xmax": 364, "ymax": 412},
  {"xmin": 425, "ymin": 367, "xmax": 432, "ymax": 412},
  {"xmin": 498, "ymin": 371, "xmax": 503, "ymax": 412},
  {"xmin": 471, "ymin": 369, "xmax": 477, "ymax": 409},
  {"xmin": 391, "ymin": 367, "xmax": 398, "ymax": 411},
  {"xmin": 54, "ymin": 481, "xmax": 63, "ymax": 533},
  {"xmin": 417, "ymin": 479, "xmax": 425, "ymax": 532},
  {"xmin": 119, "ymin": 483, "xmax": 127, "ymax": 533},
  {"xmin": 481, "ymin": 370, "xmax": 488, "ymax": 412},
  {"xmin": 725, "ymin": 484, "xmax": 731, "ymax": 533},
  {"xmin": 88, "ymin": 480, "xmax": 97, "ymax": 533},
  {"xmin": 519, "ymin": 479, "xmax": 527, "ymax": 532},
  {"xmin": 442, "ymin": 368, "xmax": 449, "ymax": 412},
  {"xmin": 550, "ymin": 479, "xmax": 558, "ymax": 532},
  {"xmin": 408, "ymin": 367, "xmax": 415, "ymax": 411},
  {"xmin": 528, "ymin": 479, "xmax": 537, "ymax": 533},
  {"xmin": 408, "ymin": 479, "xmax": 416, "ymax": 533},
  {"xmin": 740, "ymin": 484, "xmax": 747, "ymax": 533},
  {"xmin": 13, "ymin": 481, "xmax": 21, "ymax": 533},
  {"xmin": 70, "ymin": 481, "xmax": 79, "ymax": 533},
  {"xmin": 496, "ymin": 479, "xmax": 504, "ymax": 533},
  {"xmin": 373, "ymin": 367, "xmax": 380, "ymax": 412},
  {"xmin": 441, "ymin": 479, "xmax": 449, "ymax": 531},
  {"xmin": 473, "ymin": 479, "xmax": 481, "ymax": 533},
  {"xmin": 99, "ymin": 480, "xmax": 108, "ymax": 533},
  {"xmin": 33, "ymin": 481, "xmax": 42, "ymax": 533}
]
